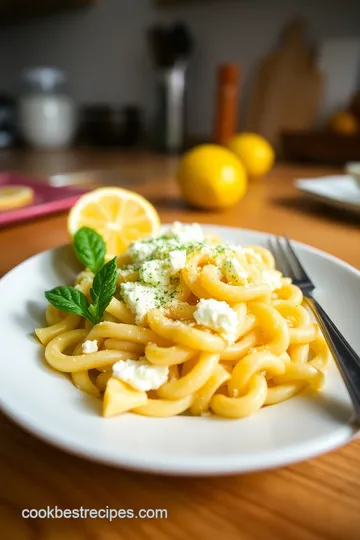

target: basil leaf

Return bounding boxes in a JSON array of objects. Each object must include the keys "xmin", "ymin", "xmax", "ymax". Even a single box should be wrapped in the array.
[
  {"xmin": 45, "ymin": 286, "xmax": 93, "ymax": 322},
  {"xmin": 74, "ymin": 227, "xmax": 106, "ymax": 274},
  {"xmin": 88, "ymin": 257, "xmax": 117, "ymax": 324}
]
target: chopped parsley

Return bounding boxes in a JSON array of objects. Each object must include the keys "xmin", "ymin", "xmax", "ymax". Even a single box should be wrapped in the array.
[{"xmin": 118, "ymin": 224, "xmax": 242, "ymax": 323}]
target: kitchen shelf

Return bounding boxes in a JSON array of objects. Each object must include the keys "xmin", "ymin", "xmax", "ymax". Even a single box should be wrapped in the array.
[
  {"xmin": 282, "ymin": 131, "xmax": 360, "ymax": 164},
  {"xmin": 0, "ymin": 0, "xmax": 95, "ymax": 26}
]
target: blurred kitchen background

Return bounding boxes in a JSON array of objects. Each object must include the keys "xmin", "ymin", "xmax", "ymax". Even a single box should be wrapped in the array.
[{"xmin": 0, "ymin": 0, "xmax": 359, "ymax": 163}]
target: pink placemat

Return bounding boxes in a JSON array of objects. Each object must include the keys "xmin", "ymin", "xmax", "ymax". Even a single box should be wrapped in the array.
[{"xmin": 0, "ymin": 173, "xmax": 88, "ymax": 228}]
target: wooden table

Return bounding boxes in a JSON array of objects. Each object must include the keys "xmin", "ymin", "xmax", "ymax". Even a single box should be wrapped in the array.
[{"xmin": 1, "ymin": 150, "xmax": 360, "ymax": 540}]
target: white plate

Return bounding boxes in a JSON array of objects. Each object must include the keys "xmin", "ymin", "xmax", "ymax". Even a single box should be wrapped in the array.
[
  {"xmin": 295, "ymin": 175, "xmax": 360, "ymax": 214},
  {"xmin": 0, "ymin": 226, "xmax": 359, "ymax": 476}
]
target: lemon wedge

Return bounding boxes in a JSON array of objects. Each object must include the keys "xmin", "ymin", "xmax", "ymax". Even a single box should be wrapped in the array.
[
  {"xmin": 0, "ymin": 185, "xmax": 34, "ymax": 211},
  {"xmin": 68, "ymin": 187, "xmax": 160, "ymax": 258}
]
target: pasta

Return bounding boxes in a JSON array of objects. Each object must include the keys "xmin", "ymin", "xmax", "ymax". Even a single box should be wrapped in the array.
[{"xmin": 36, "ymin": 222, "xmax": 331, "ymax": 419}]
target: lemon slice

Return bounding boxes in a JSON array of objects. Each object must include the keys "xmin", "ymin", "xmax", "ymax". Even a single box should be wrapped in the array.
[
  {"xmin": 68, "ymin": 187, "xmax": 160, "ymax": 258},
  {"xmin": 0, "ymin": 185, "xmax": 34, "ymax": 211}
]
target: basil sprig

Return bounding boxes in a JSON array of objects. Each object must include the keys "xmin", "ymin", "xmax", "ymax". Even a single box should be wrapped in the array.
[
  {"xmin": 73, "ymin": 227, "xmax": 106, "ymax": 274},
  {"xmin": 45, "ymin": 286, "xmax": 92, "ymax": 320},
  {"xmin": 45, "ymin": 228, "xmax": 117, "ymax": 325},
  {"xmin": 88, "ymin": 257, "xmax": 117, "ymax": 323}
]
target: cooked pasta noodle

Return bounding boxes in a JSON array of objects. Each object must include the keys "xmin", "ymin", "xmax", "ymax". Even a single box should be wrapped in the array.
[{"xmin": 36, "ymin": 222, "xmax": 331, "ymax": 419}]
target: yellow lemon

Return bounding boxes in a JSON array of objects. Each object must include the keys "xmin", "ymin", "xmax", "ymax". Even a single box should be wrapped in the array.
[
  {"xmin": 0, "ymin": 185, "xmax": 34, "ymax": 211},
  {"xmin": 228, "ymin": 133, "xmax": 275, "ymax": 177},
  {"xmin": 329, "ymin": 111, "xmax": 359, "ymax": 135},
  {"xmin": 68, "ymin": 187, "xmax": 160, "ymax": 258},
  {"xmin": 177, "ymin": 144, "xmax": 247, "ymax": 210}
]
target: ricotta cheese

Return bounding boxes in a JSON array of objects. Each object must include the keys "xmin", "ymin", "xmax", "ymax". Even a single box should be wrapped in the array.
[
  {"xmin": 128, "ymin": 240, "xmax": 157, "ymax": 263},
  {"xmin": 194, "ymin": 298, "xmax": 239, "ymax": 344},
  {"xmin": 112, "ymin": 357, "xmax": 169, "ymax": 391},
  {"xmin": 169, "ymin": 249, "xmax": 187, "ymax": 275},
  {"xmin": 82, "ymin": 340, "xmax": 98, "ymax": 354},
  {"xmin": 139, "ymin": 259, "xmax": 170, "ymax": 287},
  {"xmin": 120, "ymin": 282, "xmax": 160, "ymax": 324},
  {"xmin": 166, "ymin": 221, "xmax": 204, "ymax": 243}
]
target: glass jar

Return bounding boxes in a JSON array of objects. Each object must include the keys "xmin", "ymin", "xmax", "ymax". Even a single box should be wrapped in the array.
[{"xmin": 19, "ymin": 67, "xmax": 77, "ymax": 149}]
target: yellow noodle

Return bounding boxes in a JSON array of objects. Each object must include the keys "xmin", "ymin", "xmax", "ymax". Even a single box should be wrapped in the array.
[
  {"xmin": 104, "ymin": 339, "xmax": 145, "ymax": 355},
  {"xmin": 157, "ymin": 352, "xmax": 219, "ymax": 399},
  {"xmin": 45, "ymin": 330, "xmax": 137, "ymax": 372},
  {"xmin": 147, "ymin": 309, "xmax": 226, "ymax": 352},
  {"xmin": 133, "ymin": 394, "xmax": 194, "ymax": 417},
  {"xmin": 145, "ymin": 342, "xmax": 196, "ymax": 366},
  {"xmin": 45, "ymin": 304, "xmax": 65, "ymax": 326},
  {"xmin": 36, "ymin": 226, "xmax": 331, "ymax": 419},
  {"xmin": 211, "ymin": 375, "xmax": 268, "ymax": 418},
  {"xmin": 190, "ymin": 364, "xmax": 230, "ymax": 416},
  {"xmin": 35, "ymin": 314, "xmax": 81, "ymax": 345}
]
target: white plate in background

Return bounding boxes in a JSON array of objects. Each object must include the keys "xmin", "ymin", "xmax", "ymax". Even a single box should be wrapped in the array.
[
  {"xmin": 0, "ymin": 225, "xmax": 359, "ymax": 476},
  {"xmin": 295, "ymin": 175, "xmax": 360, "ymax": 214}
]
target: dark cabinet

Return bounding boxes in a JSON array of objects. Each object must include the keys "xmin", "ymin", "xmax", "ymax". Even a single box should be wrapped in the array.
[{"xmin": 0, "ymin": 0, "xmax": 95, "ymax": 25}]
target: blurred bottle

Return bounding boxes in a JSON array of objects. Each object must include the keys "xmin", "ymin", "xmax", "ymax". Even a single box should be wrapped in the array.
[
  {"xmin": 0, "ymin": 95, "xmax": 16, "ymax": 148},
  {"xmin": 214, "ymin": 63, "xmax": 240, "ymax": 145},
  {"xmin": 147, "ymin": 22, "xmax": 193, "ymax": 153},
  {"xmin": 19, "ymin": 67, "xmax": 77, "ymax": 149},
  {"xmin": 153, "ymin": 66, "xmax": 187, "ymax": 153}
]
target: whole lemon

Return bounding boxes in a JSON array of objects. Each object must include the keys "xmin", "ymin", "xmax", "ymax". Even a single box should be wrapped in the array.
[
  {"xmin": 228, "ymin": 133, "xmax": 275, "ymax": 177},
  {"xmin": 329, "ymin": 111, "xmax": 358, "ymax": 135},
  {"xmin": 177, "ymin": 144, "xmax": 247, "ymax": 209}
]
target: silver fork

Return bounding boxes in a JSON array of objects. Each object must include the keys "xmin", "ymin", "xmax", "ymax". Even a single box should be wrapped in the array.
[{"xmin": 269, "ymin": 235, "xmax": 360, "ymax": 421}]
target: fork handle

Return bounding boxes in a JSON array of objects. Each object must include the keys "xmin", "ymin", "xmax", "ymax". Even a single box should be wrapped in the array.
[{"xmin": 304, "ymin": 296, "xmax": 360, "ymax": 422}]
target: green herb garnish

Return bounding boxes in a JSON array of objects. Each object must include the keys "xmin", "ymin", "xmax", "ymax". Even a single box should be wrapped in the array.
[
  {"xmin": 45, "ymin": 286, "xmax": 93, "ymax": 321},
  {"xmin": 73, "ymin": 226, "xmax": 106, "ymax": 274},
  {"xmin": 45, "ymin": 228, "xmax": 117, "ymax": 325},
  {"xmin": 88, "ymin": 257, "xmax": 117, "ymax": 324}
]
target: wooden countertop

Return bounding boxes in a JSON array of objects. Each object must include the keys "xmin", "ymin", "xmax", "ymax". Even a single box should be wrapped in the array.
[{"xmin": 1, "ymin": 149, "xmax": 360, "ymax": 540}]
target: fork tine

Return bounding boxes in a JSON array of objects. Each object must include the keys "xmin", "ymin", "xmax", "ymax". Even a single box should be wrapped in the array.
[
  {"xmin": 284, "ymin": 236, "xmax": 312, "ymax": 282},
  {"xmin": 268, "ymin": 236, "xmax": 293, "ymax": 279},
  {"xmin": 267, "ymin": 237, "xmax": 280, "ymax": 271},
  {"xmin": 267, "ymin": 237, "xmax": 282, "ymax": 273},
  {"xmin": 274, "ymin": 236, "xmax": 296, "ymax": 279}
]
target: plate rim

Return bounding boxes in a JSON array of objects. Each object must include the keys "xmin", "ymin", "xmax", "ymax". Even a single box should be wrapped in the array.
[
  {"xmin": 1, "ymin": 400, "xmax": 357, "ymax": 476},
  {"xmin": 1, "ymin": 224, "xmax": 359, "ymax": 475}
]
